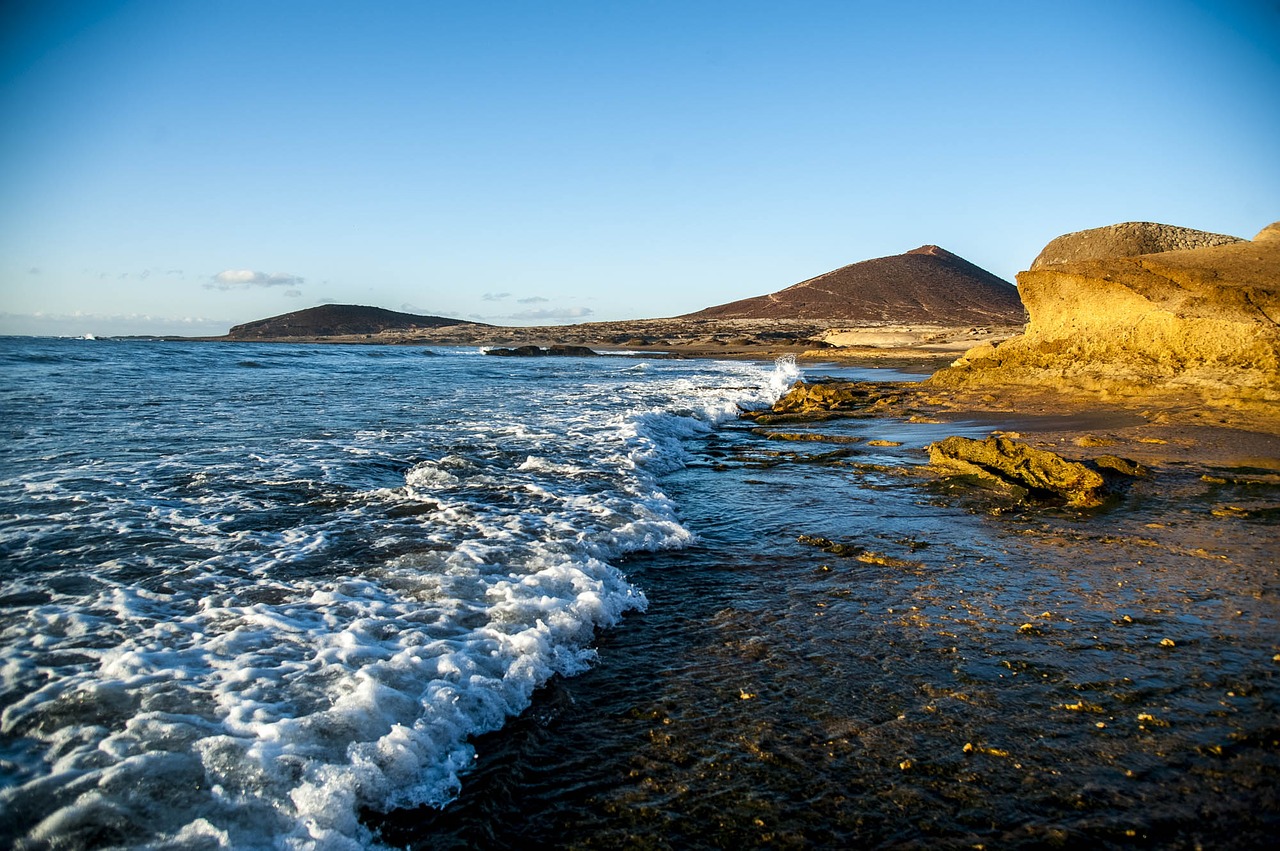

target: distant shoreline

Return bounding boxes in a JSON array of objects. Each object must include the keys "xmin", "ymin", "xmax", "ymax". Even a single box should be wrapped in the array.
[{"xmin": 173, "ymin": 317, "xmax": 1027, "ymax": 368}]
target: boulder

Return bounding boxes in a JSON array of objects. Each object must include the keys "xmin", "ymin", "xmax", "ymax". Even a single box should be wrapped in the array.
[
  {"xmin": 928, "ymin": 435, "xmax": 1107, "ymax": 507},
  {"xmin": 771, "ymin": 381, "xmax": 871, "ymax": 414}
]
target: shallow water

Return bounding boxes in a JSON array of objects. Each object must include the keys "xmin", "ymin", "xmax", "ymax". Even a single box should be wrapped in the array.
[
  {"xmin": 373, "ymin": 400, "xmax": 1280, "ymax": 849},
  {"xmin": 2, "ymin": 338, "xmax": 1276, "ymax": 849}
]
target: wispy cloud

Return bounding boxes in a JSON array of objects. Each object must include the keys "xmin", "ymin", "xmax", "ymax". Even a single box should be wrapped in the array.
[
  {"xmin": 517, "ymin": 296, "xmax": 549, "ymax": 304},
  {"xmin": 283, "ymin": 289, "xmax": 303, "ymax": 298},
  {"xmin": 26, "ymin": 267, "xmax": 39, "ymax": 275},
  {"xmin": 207, "ymin": 269, "xmax": 305, "ymax": 291},
  {"xmin": 482, "ymin": 292, "xmax": 512, "ymax": 301},
  {"xmin": 400, "ymin": 303, "xmax": 442, "ymax": 316},
  {"xmin": 508, "ymin": 306, "xmax": 594, "ymax": 321},
  {"xmin": 0, "ymin": 311, "xmax": 231, "ymax": 337}
]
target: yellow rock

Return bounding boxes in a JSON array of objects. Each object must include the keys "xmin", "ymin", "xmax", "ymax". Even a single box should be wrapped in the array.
[{"xmin": 930, "ymin": 221, "xmax": 1280, "ymax": 429}]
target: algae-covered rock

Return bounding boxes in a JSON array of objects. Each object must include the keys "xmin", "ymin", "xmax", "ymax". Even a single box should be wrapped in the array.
[
  {"xmin": 772, "ymin": 381, "xmax": 871, "ymax": 414},
  {"xmin": 928, "ymin": 435, "xmax": 1107, "ymax": 507}
]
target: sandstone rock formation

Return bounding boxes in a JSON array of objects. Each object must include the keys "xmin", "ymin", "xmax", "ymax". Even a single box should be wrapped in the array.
[
  {"xmin": 1029, "ymin": 222, "xmax": 1245, "ymax": 270},
  {"xmin": 687, "ymin": 245, "xmax": 1026, "ymax": 325},
  {"xmin": 226, "ymin": 305, "xmax": 481, "ymax": 339},
  {"xmin": 932, "ymin": 222, "xmax": 1280, "ymax": 427}
]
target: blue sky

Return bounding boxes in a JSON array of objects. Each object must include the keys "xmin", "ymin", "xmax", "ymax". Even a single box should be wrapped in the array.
[{"xmin": 2, "ymin": 0, "xmax": 1277, "ymax": 336}]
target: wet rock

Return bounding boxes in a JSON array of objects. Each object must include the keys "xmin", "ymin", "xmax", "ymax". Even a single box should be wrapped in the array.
[
  {"xmin": 741, "ymin": 380, "xmax": 913, "ymax": 424},
  {"xmin": 485, "ymin": 345, "xmax": 599, "ymax": 357},
  {"xmin": 749, "ymin": 429, "xmax": 864, "ymax": 444},
  {"xmin": 797, "ymin": 535, "xmax": 921, "ymax": 568},
  {"xmin": 1093, "ymin": 455, "xmax": 1150, "ymax": 478},
  {"xmin": 797, "ymin": 534, "xmax": 864, "ymax": 557},
  {"xmin": 773, "ymin": 381, "xmax": 871, "ymax": 413},
  {"xmin": 928, "ymin": 435, "xmax": 1107, "ymax": 507}
]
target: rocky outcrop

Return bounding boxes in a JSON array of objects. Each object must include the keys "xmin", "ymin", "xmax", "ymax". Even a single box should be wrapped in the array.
[
  {"xmin": 739, "ymin": 380, "xmax": 914, "ymax": 424},
  {"xmin": 928, "ymin": 436, "xmax": 1107, "ymax": 507},
  {"xmin": 1029, "ymin": 222, "xmax": 1244, "ymax": 270},
  {"xmin": 771, "ymin": 381, "xmax": 874, "ymax": 414},
  {"xmin": 687, "ymin": 245, "xmax": 1026, "ymax": 325},
  {"xmin": 484, "ymin": 345, "xmax": 599, "ymax": 357},
  {"xmin": 931, "ymin": 222, "xmax": 1280, "ymax": 427}
]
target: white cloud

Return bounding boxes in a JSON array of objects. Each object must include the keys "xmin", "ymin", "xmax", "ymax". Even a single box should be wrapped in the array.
[
  {"xmin": 207, "ymin": 269, "xmax": 305, "ymax": 290},
  {"xmin": 517, "ymin": 295, "xmax": 549, "ymax": 304},
  {"xmin": 482, "ymin": 292, "xmax": 512, "ymax": 301}
]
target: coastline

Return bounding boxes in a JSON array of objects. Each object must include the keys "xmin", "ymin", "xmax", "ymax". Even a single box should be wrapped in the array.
[
  {"xmin": 188, "ymin": 318, "xmax": 1024, "ymax": 366},
  {"xmin": 369, "ymin": 355, "xmax": 1280, "ymax": 849},
  {"xmin": 6, "ymin": 336, "xmax": 1274, "ymax": 847}
]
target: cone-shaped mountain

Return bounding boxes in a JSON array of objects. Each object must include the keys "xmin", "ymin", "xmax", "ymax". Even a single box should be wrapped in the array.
[{"xmin": 687, "ymin": 245, "xmax": 1025, "ymax": 324}]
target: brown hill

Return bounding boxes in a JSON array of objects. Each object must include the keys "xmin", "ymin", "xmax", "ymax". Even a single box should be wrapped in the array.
[
  {"xmin": 226, "ymin": 304, "xmax": 481, "ymax": 339},
  {"xmin": 686, "ymin": 245, "xmax": 1026, "ymax": 324}
]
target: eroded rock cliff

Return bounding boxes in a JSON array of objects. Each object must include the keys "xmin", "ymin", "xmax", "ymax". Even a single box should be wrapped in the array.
[{"xmin": 931, "ymin": 222, "xmax": 1280, "ymax": 427}]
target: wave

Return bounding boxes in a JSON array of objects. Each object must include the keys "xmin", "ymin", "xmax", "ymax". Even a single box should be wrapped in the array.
[{"xmin": 0, "ymin": 350, "xmax": 801, "ymax": 849}]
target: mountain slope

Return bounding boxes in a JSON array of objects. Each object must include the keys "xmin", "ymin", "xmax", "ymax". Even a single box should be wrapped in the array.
[
  {"xmin": 226, "ymin": 304, "xmax": 481, "ymax": 339},
  {"xmin": 687, "ymin": 245, "xmax": 1025, "ymax": 324}
]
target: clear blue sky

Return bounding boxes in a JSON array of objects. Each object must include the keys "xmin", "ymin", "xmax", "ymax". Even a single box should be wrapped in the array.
[{"xmin": 2, "ymin": 0, "xmax": 1277, "ymax": 336}]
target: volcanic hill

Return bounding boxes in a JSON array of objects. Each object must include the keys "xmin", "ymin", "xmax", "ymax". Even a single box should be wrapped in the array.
[
  {"xmin": 226, "ymin": 305, "xmax": 482, "ymax": 339},
  {"xmin": 686, "ymin": 245, "xmax": 1026, "ymax": 325}
]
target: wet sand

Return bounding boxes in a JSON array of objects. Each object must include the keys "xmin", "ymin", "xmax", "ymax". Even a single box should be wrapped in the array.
[{"xmin": 368, "ymin": 366, "xmax": 1280, "ymax": 849}]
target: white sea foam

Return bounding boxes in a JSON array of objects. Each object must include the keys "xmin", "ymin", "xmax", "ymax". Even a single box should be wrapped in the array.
[{"xmin": 0, "ymin": 342, "xmax": 801, "ymax": 849}]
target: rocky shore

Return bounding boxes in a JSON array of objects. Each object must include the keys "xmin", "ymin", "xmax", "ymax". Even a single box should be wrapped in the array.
[{"xmin": 376, "ymin": 354, "xmax": 1280, "ymax": 849}]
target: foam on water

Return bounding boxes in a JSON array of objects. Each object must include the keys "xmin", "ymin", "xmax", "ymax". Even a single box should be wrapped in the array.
[{"xmin": 0, "ymin": 342, "xmax": 800, "ymax": 849}]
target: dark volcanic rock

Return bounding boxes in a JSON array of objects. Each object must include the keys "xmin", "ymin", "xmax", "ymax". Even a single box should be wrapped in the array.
[
  {"xmin": 226, "ymin": 305, "xmax": 479, "ymax": 339},
  {"xmin": 686, "ymin": 245, "xmax": 1025, "ymax": 325},
  {"xmin": 484, "ymin": 345, "xmax": 599, "ymax": 357}
]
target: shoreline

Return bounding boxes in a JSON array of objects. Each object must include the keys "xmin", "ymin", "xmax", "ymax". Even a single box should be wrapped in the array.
[{"xmin": 370, "ymin": 358, "xmax": 1280, "ymax": 849}]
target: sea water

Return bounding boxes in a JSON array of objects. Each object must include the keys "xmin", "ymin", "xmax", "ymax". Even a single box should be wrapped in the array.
[{"xmin": 0, "ymin": 337, "xmax": 800, "ymax": 849}]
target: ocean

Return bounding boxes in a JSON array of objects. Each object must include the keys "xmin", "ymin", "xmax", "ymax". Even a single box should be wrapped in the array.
[
  {"xmin": 0, "ymin": 337, "xmax": 806, "ymax": 848},
  {"xmin": 3, "ymin": 337, "xmax": 1277, "ymax": 850}
]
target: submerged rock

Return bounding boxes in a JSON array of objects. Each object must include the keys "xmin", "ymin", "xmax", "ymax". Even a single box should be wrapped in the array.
[{"xmin": 928, "ymin": 435, "xmax": 1107, "ymax": 507}]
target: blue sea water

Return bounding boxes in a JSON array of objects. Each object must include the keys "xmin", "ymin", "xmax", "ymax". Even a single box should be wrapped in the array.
[
  {"xmin": 6, "ymin": 338, "xmax": 1280, "ymax": 850},
  {"xmin": 0, "ymin": 337, "xmax": 804, "ymax": 849}
]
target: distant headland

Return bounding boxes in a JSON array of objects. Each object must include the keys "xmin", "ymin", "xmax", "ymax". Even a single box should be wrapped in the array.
[{"xmin": 211, "ymin": 244, "xmax": 1028, "ymax": 361}]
